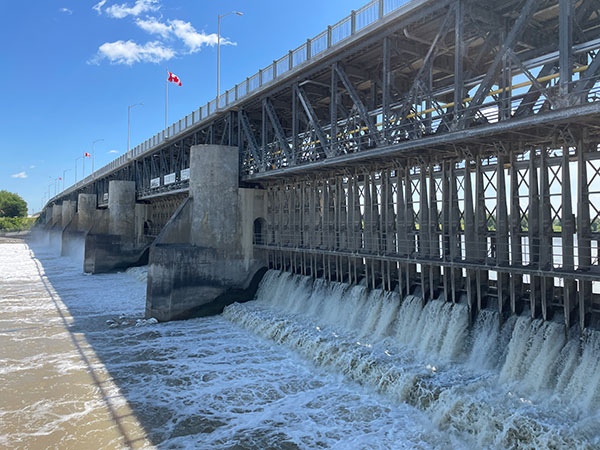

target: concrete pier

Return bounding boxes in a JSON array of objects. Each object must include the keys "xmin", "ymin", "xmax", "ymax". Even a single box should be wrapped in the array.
[
  {"xmin": 83, "ymin": 181, "xmax": 148, "ymax": 273},
  {"xmin": 61, "ymin": 194, "xmax": 97, "ymax": 258},
  {"xmin": 145, "ymin": 145, "xmax": 267, "ymax": 321}
]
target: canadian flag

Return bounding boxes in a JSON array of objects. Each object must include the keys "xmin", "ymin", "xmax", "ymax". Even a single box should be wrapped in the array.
[
  {"xmin": 168, "ymin": 71, "xmax": 182, "ymax": 86},
  {"xmin": 84, "ymin": 152, "xmax": 91, "ymax": 157}
]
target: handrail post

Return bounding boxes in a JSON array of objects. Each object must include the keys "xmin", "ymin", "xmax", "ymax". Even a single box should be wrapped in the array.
[
  {"xmin": 351, "ymin": 10, "xmax": 356, "ymax": 34},
  {"xmin": 235, "ymin": 84, "xmax": 239, "ymax": 101},
  {"xmin": 306, "ymin": 39, "xmax": 311, "ymax": 59},
  {"xmin": 273, "ymin": 60, "xmax": 278, "ymax": 78},
  {"xmin": 259, "ymin": 69, "xmax": 263, "ymax": 86},
  {"xmin": 289, "ymin": 50, "xmax": 293, "ymax": 70},
  {"xmin": 327, "ymin": 25, "xmax": 332, "ymax": 48},
  {"xmin": 379, "ymin": 0, "xmax": 384, "ymax": 19}
]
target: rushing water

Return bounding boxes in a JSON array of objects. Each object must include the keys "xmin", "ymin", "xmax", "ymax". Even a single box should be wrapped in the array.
[
  {"xmin": 0, "ymin": 239, "xmax": 455, "ymax": 449},
  {"xmin": 3, "ymin": 236, "xmax": 600, "ymax": 448},
  {"xmin": 224, "ymin": 270, "xmax": 600, "ymax": 449}
]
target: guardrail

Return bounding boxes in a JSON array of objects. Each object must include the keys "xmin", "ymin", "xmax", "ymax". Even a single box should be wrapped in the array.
[{"xmin": 48, "ymin": 0, "xmax": 417, "ymax": 203}]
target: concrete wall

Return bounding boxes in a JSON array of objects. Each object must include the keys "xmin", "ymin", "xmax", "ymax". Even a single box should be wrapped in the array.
[
  {"xmin": 155, "ymin": 197, "xmax": 192, "ymax": 245},
  {"xmin": 52, "ymin": 204, "xmax": 62, "ymax": 226},
  {"xmin": 135, "ymin": 203, "xmax": 151, "ymax": 244},
  {"xmin": 239, "ymin": 188, "xmax": 267, "ymax": 268},
  {"xmin": 78, "ymin": 194, "xmax": 97, "ymax": 231},
  {"xmin": 61, "ymin": 200, "xmax": 76, "ymax": 228},
  {"xmin": 190, "ymin": 145, "xmax": 240, "ymax": 254},
  {"xmin": 146, "ymin": 145, "xmax": 268, "ymax": 321},
  {"xmin": 44, "ymin": 206, "xmax": 53, "ymax": 225},
  {"xmin": 108, "ymin": 181, "xmax": 135, "ymax": 238}
]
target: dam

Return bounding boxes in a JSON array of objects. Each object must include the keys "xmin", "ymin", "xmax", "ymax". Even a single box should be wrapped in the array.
[
  {"xmin": 39, "ymin": 0, "xmax": 600, "ymax": 330},
  {"xmin": 19, "ymin": 0, "xmax": 600, "ymax": 445}
]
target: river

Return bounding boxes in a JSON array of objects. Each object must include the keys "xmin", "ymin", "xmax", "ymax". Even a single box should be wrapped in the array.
[{"xmin": 0, "ymin": 237, "xmax": 599, "ymax": 449}]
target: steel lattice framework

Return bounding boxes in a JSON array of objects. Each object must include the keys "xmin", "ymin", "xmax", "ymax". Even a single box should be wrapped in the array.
[{"xmin": 47, "ymin": 0, "xmax": 600, "ymax": 329}]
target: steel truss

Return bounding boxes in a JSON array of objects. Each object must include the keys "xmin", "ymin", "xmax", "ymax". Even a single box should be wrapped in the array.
[
  {"xmin": 257, "ymin": 134, "xmax": 600, "ymax": 331},
  {"xmin": 238, "ymin": 0, "xmax": 600, "ymax": 177}
]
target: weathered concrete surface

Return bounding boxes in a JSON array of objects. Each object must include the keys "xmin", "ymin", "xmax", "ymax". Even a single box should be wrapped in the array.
[
  {"xmin": 48, "ymin": 204, "xmax": 64, "ymax": 251},
  {"xmin": 134, "ymin": 203, "xmax": 150, "ymax": 245},
  {"xmin": 146, "ymin": 245, "xmax": 266, "ymax": 320},
  {"xmin": 145, "ymin": 145, "xmax": 268, "ymax": 321},
  {"xmin": 78, "ymin": 194, "xmax": 97, "ymax": 230},
  {"xmin": 60, "ymin": 194, "xmax": 98, "ymax": 259},
  {"xmin": 84, "ymin": 234, "xmax": 147, "ymax": 273},
  {"xmin": 82, "ymin": 181, "xmax": 147, "ymax": 273},
  {"xmin": 61, "ymin": 200, "xmax": 76, "ymax": 228},
  {"xmin": 108, "ymin": 181, "xmax": 136, "ymax": 238},
  {"xmin": 52, "ymin": 204, "xmax": 62, "ymax": 226}
]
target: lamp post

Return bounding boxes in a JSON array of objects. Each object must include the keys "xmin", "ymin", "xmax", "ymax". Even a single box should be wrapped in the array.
[
  {"xmin": 62, "ymin": 168, "xmax": 71, "ymax": 192},
  {"xmin": 91, "ymin": 139, "xmax": 104, "ymax": 175},
  {"xmin": 128, "ymin": 103, "xmax": 143, "ymax": 153},
  {"xmin": 217, "ymin": 11, "xmax": 243, "ymax": 106}
]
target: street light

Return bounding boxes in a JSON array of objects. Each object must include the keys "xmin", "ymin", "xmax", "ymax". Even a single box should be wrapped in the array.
[
  {"xmin": 217, "ymin": 11, "xmax": 243, "ymax": 105},
  {"xmin": 128, "ymin": 103, "xmax": 143, "ymax": 153},
  {"xmin": 92, "ymin": 139, "xmax": 104, "ymax": 174},
  {"xmin": 62, "ymin": 168, "xmax": 71, "ymax": 192}
]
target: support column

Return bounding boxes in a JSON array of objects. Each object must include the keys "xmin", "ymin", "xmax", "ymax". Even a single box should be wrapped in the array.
[
  {"xmin": 562, "ymin": 143, "xmax": 575, "ymax": 330},
  {"xmin": 109, "ymin": 180, "xmax": 136, "ymax": 238},
  {"xmin": 496, "ymin": 153, "xmax": 510, "ymax": 323},
  {"xmin": 539, "ymin": 148, "xmax": 553, "ymax": 320},
  {"xmin": 77, "ymin": 194, "xmax": 97, "ymax": 231},
  {"xmin": 61, "ymin": 200, "xmax": 76, "ymax": 228},
  {"xmin": 577, "ymin": 140, "xmax": 592, "ymax": 331},
  {"xmin": 147, "ymin": 145, "xmax": 266, "ymax": 321}
]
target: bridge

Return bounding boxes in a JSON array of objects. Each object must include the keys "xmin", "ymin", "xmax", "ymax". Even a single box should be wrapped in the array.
[{"xmin": 39, "ymin": 0, "xmax": 600, "ymax": 331}]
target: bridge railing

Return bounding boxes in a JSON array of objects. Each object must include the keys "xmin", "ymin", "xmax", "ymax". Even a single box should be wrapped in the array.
[{"xmin": 49, "ymin": 0, "xmax": 415, "ymax": 204}]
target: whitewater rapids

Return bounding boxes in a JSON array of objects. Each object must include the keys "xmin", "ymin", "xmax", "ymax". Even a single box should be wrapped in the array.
[
  {"xmin": 224, "ymin": 270, "xmax": 600, "ymax": 449},
  {"xmin": 1, "ymin": 239, "xmax": 457, "ymax": 449}
]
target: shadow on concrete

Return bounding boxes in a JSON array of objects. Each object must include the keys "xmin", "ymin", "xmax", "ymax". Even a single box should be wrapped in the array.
[{"xmin": 24, "ymin": 236, "xmax": 267, "ymax": 448}]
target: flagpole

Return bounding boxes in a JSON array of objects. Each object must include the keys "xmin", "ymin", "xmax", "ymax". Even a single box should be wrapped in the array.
[{"xmin": 165, "ymin": 68, "xmax": 168, "ymax": 132}]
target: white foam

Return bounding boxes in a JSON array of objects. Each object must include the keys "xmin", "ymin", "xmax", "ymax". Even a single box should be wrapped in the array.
[{"xmin": 224, "ymin": 270, "xmax": 600, "ymax": 448}]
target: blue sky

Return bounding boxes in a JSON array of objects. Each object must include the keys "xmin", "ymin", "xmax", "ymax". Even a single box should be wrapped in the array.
[{"xmin": 0, "ymin": 0, "xmax": 367, "ymax": 213}]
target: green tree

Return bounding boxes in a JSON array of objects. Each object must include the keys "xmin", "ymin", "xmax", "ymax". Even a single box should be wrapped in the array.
[{"xmin": 0, "ymin": 190, "xmax": 27, "ymax": 218}]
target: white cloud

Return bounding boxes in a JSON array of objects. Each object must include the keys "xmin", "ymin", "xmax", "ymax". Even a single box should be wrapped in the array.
[
  {"xmin": 104, "ymin": 0, "xmax": 159, "ymax": 19},
  {"xmin": 11, "ymin": 172, "xmax": 27, "ymax": 179},
  {"xmin": 170, "ymin": 19, "xmax": 228, "ymax": 52},
  {"xmin": 29, "ymin": 165, "xmax": 36, "ymax": 169},
  {"xmin": 59, "ymin": 7, "xmax": 73, "ymax": 15},
  {"xmin": 90, "ymin": 39, "xmax": 175, "ymax": 65},
  {"xmin": 92, "ymin": 0, "xmax": 106, "ymax": 14},
  {"xmin": 108, "ymin": 150, "xmax": 119, "ymax": 154},
  {"xmin": 134, "ymin": 18, "xmax": 235, "ymax": 53},
  {"xmin": 135, "ymin": 17, "xmax": 171, "ymax": 38}
]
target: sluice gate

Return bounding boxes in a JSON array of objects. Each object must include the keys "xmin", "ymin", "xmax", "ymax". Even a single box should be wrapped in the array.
[{"xmin": 255, "ymin": 141, "xmax": 600, "ymax": 331}]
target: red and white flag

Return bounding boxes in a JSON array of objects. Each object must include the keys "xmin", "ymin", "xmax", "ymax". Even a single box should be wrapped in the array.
[
  {"xmin": 84, "ymin": 152, "xmax": 91, "ymax": 157},
  {"xmin": 168, "ymin": 71, "xmax": 182, "ymax": 86}
]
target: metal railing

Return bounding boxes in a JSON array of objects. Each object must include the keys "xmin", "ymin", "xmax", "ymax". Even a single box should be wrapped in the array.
[
  {"xmin": 49, "ymin": 0, "xmax": 415, "ymax": 203},
  {"xmin": 253, "ymin": 231, "xmax": 600, "ymax": 277}
]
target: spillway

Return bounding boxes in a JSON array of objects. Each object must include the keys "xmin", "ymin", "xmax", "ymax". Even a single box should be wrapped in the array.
[{"xmin": 224, "ymin": 270, "xmax": 600, "ymax": 448}]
